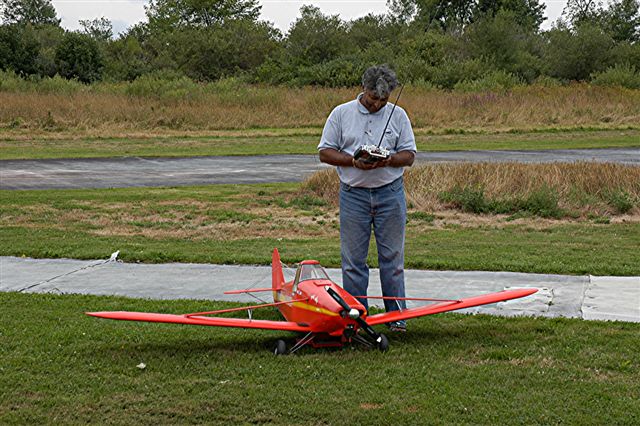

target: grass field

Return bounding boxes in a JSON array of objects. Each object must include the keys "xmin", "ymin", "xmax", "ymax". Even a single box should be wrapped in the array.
[
  {"xmin": 1, "ymin": 128, "xmax": 638, "ymax": 160},
  {"xmin": 1, "ymin": 292, "xmax": 638, "ymax": 424},
  {"xmin": 1, "ymin": 84, "xmax": 639, "ymax": 134},
  {"xmin": 1, "ymin": 183, "xmax": 638, "ymax": 275}
]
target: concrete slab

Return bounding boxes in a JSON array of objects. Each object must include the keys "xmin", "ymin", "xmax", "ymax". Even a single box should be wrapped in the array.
[{"xmin": 1, "ymin": 256, "xmax": 637, "ymax": 323}]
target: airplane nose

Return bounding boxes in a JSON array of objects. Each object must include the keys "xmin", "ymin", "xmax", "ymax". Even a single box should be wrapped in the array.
[{"xmin": 348, "ymin": 308, "xmax": 360, "ymax": 319}]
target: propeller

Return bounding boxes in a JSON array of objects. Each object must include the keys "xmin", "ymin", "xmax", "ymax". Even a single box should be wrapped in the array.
[{"xmin": 325, "ymin": 286, "xmax": 384, "ymax": 346}]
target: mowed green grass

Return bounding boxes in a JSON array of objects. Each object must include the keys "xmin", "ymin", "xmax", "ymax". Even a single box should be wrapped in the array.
[
  {"xmin": 1, "ymin": 292, "xmax": 638, "ymax": 424},
  {"xmin": 1, "ymin": 185, "xmax": 639, "ymax": 275},
  {"xmin": 0, "ymin": 128, "xmax": 638, "ymax": 160}
]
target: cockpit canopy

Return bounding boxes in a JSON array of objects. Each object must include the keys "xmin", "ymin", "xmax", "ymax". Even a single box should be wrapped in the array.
[{"xmin": 295, "ymin": 261, "xmax": 330, "ymax": 286}]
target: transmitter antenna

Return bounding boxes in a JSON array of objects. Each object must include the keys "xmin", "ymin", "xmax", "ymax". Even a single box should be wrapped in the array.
[{"xmin": 376, "ymin": 84, "xmax": 404, "ymax": 148}]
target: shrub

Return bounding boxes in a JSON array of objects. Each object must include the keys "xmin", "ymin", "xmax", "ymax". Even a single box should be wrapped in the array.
[
  {"xmin": 606, "ymin": 190, "xmax": 635, "ymax": 213},
  {"xmin": 521, "ymin": 186, "xmax": 563, "ymax": 218},
  {"xmin": 454, "ymin": 70, "xmax": 524, "ymax": 92},
  {"xmin": 591, "ymin": 63, "xmax": 640, "ymax": 89},
  {"xmin": 439, "ymin": 186, "xmax": 488, "ymax": 213},
  {"xmin": 294, "ymin": 57, "xmax": 364, "ymax": 87},
  {"xmin": 0, "ymin": 70, "xmax": 28, "ymax": 91},
  {"xmin": 125, "ymin": 71, "xmax": 201, "ymax": 99},
  {"xmin": 34, "ymin": 74, "xmax": 85, "ymax": 94}
]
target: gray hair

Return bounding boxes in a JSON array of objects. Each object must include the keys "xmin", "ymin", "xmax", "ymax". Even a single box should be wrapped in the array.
[{"xmin": 361, "ymin": 65, "xmax": 399, "ymax": 98}]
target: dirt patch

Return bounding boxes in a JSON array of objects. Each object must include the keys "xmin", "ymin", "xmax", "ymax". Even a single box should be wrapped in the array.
[{"xmin": 359, "ymin": 403, "xmax": 383, "ymax": 410}]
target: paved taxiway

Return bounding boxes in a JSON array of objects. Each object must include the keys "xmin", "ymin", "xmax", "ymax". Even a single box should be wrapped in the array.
[{"xmin": 2, "ymin": 148, "xmax": 639, "ymax": 190}]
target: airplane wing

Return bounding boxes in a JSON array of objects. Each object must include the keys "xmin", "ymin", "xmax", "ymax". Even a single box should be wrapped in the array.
[
  {"xmin": 86, "ymin": 311, "xmax": 311, "ymax": 332},
  {"xmin": 365, "ymin": 288, "xmax": 538, "ymax": 326}
]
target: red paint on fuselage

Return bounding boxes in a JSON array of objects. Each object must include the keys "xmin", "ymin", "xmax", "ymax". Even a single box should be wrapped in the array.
[{"xmin": 275, "ymin": 278, "xmax": 367, "ymax": 335}]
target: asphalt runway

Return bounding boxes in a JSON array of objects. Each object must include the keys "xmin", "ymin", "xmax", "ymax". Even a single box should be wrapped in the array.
[{"xmin": 1, "ymin": 148, "xmax": 639, "ymax": 190}]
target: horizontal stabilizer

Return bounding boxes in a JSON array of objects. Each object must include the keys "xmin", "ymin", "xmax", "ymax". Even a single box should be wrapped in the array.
[
  {"xmin": 86, "ymin": 311, "xmax": 311, "ymax": 332},
  {"xmin": 366, "ymin": 288, "xmax": 538, "ymax": 326}
]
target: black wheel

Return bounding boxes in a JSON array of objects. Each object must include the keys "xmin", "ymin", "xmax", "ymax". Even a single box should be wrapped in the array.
[
  {"xmin": 377, "ymin": 333, "xmax": 389, "ymax": 352},
  {"xmin": 274, "ymin": 339, "xmax": 288, "ymax": 355}
]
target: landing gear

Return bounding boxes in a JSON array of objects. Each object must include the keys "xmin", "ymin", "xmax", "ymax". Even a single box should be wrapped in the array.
[
  {"xmin": 377, "ymin": 333, "xmax": 389, "ymax": 352},
  {"xmin": 274, "ymin": 339, "xmax": 287, "ymax": 355}
]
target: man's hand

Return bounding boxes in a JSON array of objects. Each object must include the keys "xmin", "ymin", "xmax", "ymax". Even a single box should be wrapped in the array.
[
  {"xmin": 353, "ymin": 156, "xmax": 380, "ymax": 170},
  {"xmin": 353, "ymin": 151, "xmax": 415, "ymax": 169},
  {"xmin": 320, "ymin": 148, "xmax": 415, "ymax": 169}
]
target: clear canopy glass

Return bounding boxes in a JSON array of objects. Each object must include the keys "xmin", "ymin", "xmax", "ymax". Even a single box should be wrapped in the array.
[{"xmin": 297, "ymin": 263, "xmax": 330, "ymax": 283}]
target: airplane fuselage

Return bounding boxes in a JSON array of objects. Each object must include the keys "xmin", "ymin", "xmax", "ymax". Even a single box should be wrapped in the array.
[{"xmin": 275, "ymin": 279, "xmax": 366, "ymax": 336}]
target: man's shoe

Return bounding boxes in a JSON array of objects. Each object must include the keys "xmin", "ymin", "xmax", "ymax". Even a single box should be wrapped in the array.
[{"xmin": 387, "ymin": 320, "xmax": 407, "ymax": 333}]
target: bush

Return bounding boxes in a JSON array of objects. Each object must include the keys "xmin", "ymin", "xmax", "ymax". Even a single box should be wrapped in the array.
[
  {"xmin": 454, "ymin": 70, "xmax": 524, "ymax": 92},
  {"xmin": 591, "ymin": 63, "xmax": 640, "ymax": 89},
  {"xmin": 439, "ymin": 186, "xmax": 488, "ymax": 213},
  {"xmin": 125, "ymin": 71, "xmax": 201, "ymax": 99},
  {"xmin": 0, "ymin": 70, "xmax": 28, "ymax": 91},
  {"xmin": 521, "ymin": 187, "xmax": 563, "ymax": 218},
  {"xmin": 294, "ymin": 58, "xmax": 365, "ymax": 87},
  {"xmin": 606, "ymin": 190, "xmax": 635, "ymax": 213},
  {"xmin": 428, "ymin": 58, "xmax": 491, "ymax": 89}
]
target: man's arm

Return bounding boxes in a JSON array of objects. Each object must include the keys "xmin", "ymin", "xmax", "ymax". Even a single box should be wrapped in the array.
[
  {"xmin": 319, "ymin": 148, "xmax": 415, "ymax": 170},
  {"xmin": 383, "ymin": 150, "xmax": 415, "ymax": 168},
  {"xmin": 318, "ymin": 148, "xmax": 353, "ymax": 167}
]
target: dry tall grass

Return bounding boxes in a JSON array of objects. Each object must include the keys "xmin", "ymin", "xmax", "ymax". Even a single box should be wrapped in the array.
[
  {"xmin": 303, "ymin": 162, "xmax": 640, "ymax": 216},
  {"xmin": 1, "ymin": 84, "xmax": 638, "ymax": 135}
]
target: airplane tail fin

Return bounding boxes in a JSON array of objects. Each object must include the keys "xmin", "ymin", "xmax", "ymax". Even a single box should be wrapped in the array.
[{"xmin": 272, "ymin": 248, "xmax": 285, "ymax": 292}]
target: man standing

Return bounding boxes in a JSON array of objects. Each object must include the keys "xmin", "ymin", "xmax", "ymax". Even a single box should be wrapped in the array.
[{"xmin": 317, "ymin": 65, "xmax": 416, "ymax": 331}]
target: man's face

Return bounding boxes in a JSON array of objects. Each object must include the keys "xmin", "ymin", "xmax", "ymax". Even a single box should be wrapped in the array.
[{"xmin": 360, "ymin": 88, "xmax": 389, "ymax": 113}]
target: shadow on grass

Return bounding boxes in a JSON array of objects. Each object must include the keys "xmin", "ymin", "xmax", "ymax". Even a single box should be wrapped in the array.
[{"xmin": 84, "ymin": 314, "xmax": 528, "ymax": 359}]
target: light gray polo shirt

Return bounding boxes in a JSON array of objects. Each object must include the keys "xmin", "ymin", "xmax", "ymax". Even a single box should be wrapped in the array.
[{"xmin": 317, "ymin": 93, "xmax": 417, "ymax": 188}]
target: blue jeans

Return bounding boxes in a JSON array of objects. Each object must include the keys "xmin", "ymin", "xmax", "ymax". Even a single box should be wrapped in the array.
[{"xmin": 340, "ymin": 177, "xmax": 407, "ymax": 313}]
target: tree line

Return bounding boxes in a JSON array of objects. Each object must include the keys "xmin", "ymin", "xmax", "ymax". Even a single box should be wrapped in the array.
[{"xmin": 1, "ymin": 0, "xmax": 639, "ymax": 88}]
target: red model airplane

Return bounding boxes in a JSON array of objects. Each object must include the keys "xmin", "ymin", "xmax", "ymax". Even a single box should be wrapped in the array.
[{"xmin": 87, "ymin": 248, "xmax": 537, "ymax": 354}]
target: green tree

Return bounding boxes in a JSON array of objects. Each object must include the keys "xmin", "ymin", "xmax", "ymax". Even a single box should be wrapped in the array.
[
  {"xmin": 170, "ymin": 19, "xmax": 280, "ymax": 80},
  {"xmin": 79, "ymin": 17, "xmax": 113, "ymax": 42},
  {"xmin": 31, "ymin": 23, "xmax": 64, "ymax": 76},
  {"xmin": 562, "ymin": 0, "xmax": 602, "ymax": 26},
  {"xmin": 347, "ymin": 13, "xmax": 403, "ymax": 49},
  {"xmin": 0, "ymin": 23, "xmax": 39, "ymax": 74},
  {"xmin": 544, "ymin": 22, "xmax": 614, "ymax": 81},
  {"xmin": 55, "ymin": 31, "xmax": 103, "ymax": 82},
  {"xmin": 464, "ymin": 10, "xmax": 543, "ymax": 81},
  {"xmin": 476, "ymin": 0, "xmax": 546, "ymax": 30},
  {"xmin": 387, "ymin": 0, "xmax": 545, "ymax": 32},
  {"xmin": 285, "ymin": 5, "xmax": 352, "ymax": 66},
  {"xmin": 0, "ymin": 0, "xmax": 60, "ymax": 25},
  {"xmin": 600, "ymin": 0, "xmax": 639, "ymax": 43},
  {"xmin": 145, "ymin": 0, "xmax": 261, "ymax": 29},
  {"xmin": 103, "ymin": 35, "xmax": 147, "ymax": 81}
]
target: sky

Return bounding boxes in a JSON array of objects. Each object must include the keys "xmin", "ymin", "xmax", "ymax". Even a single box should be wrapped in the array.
[{"xmin": 50, "ymin": 0, "xmax": 569, "ymax": 37}]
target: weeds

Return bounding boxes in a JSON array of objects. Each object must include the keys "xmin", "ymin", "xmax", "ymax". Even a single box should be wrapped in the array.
[
  {"xmin": 303, "ymin": 162, "xmax": 640, "ymax": 219},
  {"xmin": 407, "ymin": 211, "xmax": 436, "ymax": 223},
  {"xmin": 605, "ymin": 190, "xmax": 635, "ymax": 214},
  {"xmin": 439, "ymin": 186, "xmax": 489, "ymax": 213},
  {"xmin": 0, "ymin": 80, "xmax": 638, "ymax": 133}
]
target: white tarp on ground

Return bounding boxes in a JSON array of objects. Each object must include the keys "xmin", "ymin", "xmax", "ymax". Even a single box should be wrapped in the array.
[{"xmin": 1, "ymin": 256, "xmax": 638, "ymax": 323}]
